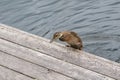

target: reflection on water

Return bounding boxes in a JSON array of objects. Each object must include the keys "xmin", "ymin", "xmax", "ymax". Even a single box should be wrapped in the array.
[{"xmin": 0, "ymin": 0, "xmax": 120, "ymax": 62}]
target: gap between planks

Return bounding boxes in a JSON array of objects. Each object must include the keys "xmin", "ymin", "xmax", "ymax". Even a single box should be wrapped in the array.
[
  {"xmin": 0, "ymin": 65, "xmax": 33, "ymax": 80},
  {"xmin": 0, "ymin": 38, "xmax": 115, "ymax": 80},
  {"xmin": 0, "ymin": 50, "xmax": 74, "ymax": 80}
]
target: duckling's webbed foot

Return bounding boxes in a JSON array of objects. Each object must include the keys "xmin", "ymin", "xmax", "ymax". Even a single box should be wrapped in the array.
[
  {"xmin": 78, "ymin": 44, "xmax": 83, "ymax": 50},
  {"xmin": 66, "ymin": 45, "xmax": 71, "ymax": 47}
]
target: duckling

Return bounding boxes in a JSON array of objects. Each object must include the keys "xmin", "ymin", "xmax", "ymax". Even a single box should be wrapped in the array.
[{"xmin": 50, "ymin": 31, "xmax": 83, "ymax": 50}]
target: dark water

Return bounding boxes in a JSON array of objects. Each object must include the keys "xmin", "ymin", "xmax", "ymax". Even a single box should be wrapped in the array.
[{"xmin": 0, "ymin": 0, "xmax": 120, "ymax": 63}]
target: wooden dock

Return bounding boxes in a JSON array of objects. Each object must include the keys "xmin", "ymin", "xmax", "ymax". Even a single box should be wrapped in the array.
[{"xmin": 0, "ymin": 24, "xmax": 120, "ymax": 80}]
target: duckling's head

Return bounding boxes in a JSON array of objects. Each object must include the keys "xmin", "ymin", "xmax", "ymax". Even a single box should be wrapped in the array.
[{"xmin": 50, "ymin": 32, "xmax": 63, "ymax": 43}]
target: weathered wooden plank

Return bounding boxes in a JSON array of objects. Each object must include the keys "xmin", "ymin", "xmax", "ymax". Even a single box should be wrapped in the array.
[
  {"xmin": 0, "ymin": 65, "xmax": 33, "ymax": 80},
  {"xmin": 0, "ymin": 24, "xmax": 120, "ymax": 79},
  {"xmin": 0, "ymin": 51, "xmax": 73, "ymax": 80},
  {"xmin": 0, "ymin": 38, "xmax": 115, "ymax": 80}
]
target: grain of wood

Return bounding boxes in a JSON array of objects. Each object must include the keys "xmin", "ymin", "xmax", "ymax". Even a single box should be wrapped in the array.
[
  {"xmin": 0, "ymin": 24, "xmax": 120, "ymax": 79},
  {"xmin": 0, "ymin": 51, "xmax": 73, "ymax": 80},
  {"xmin": 0, "ymin": 38, "xmax": 115, "ymax": 80},
  {"xmin": 0, "ymin": 65, "xmax": 33, "ymax": 80}
]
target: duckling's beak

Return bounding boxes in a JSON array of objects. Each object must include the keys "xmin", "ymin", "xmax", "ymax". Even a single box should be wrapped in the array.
[
  {"xmin": 50, "ymin": 36, "xmax": 60, "ymax": 43},
  {"xmin": 50, "ymin": 38, "xmax": 56, "ymax": 43},
  {"xmin": 50, "ymin": 38, "xmax": 54, "ymax": 43}
]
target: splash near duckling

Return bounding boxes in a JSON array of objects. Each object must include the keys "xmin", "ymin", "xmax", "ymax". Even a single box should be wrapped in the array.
[{"xmin": 50, "ymin": 31, "xmax": 83, "ymax": 50}]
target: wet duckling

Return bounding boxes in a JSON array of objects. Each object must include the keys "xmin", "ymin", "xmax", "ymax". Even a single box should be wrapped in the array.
[{"xmin": 50, "ymin": 31, "xmax": 83, "ymax": 50}]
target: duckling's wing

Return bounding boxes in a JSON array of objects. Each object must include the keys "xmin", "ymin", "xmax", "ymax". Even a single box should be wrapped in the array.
[
  {"xmin": 70, "ymin": 31, "xmax": 82, "ymax": 43},
  {"xmin": 70, "ymin": 31, "xmax": 78, "ymax": 36}
]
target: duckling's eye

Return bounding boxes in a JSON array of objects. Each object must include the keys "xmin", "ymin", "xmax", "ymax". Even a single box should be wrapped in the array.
[
  {"xmin": 54, "ymin": 34, "xmax": 58, "ymax": 37},
  {"xmin": 54, "ymin": 32, "xmax": 60, "ymax": 37}
]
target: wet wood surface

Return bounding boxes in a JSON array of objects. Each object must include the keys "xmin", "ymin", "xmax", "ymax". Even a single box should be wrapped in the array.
[{"xmin": 0, "ymin": 24, "xmax": 120, "ymax": 80}]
